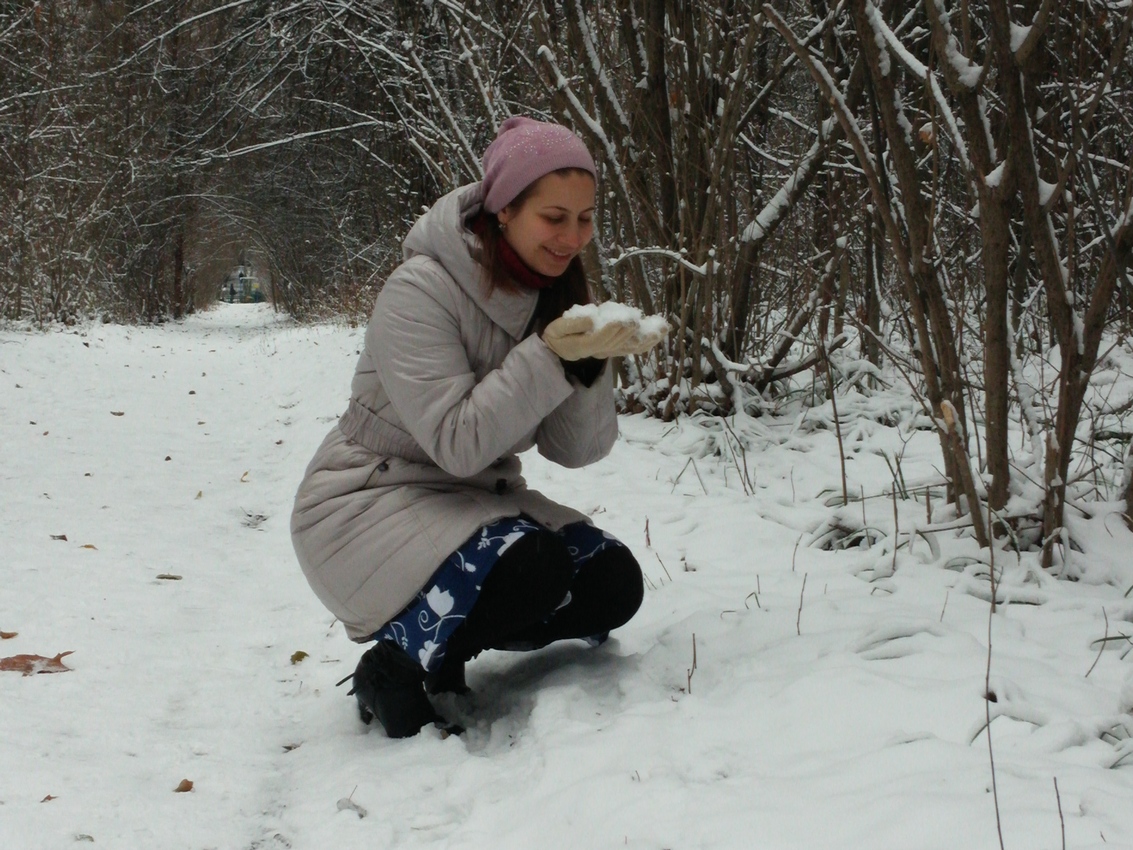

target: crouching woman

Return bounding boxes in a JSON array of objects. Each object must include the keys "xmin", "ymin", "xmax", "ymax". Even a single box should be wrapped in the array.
[{"xmin": 290, "ymin": 117, "xmax": 666, "ymax": 737}]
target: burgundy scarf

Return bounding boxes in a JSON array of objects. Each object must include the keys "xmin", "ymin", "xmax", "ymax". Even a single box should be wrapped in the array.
[{"xmin": 473, "ymin": 215, "xmax": 557, "ymax": 290}]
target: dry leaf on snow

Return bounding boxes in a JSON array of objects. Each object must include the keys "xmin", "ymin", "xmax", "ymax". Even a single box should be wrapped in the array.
[
  {"xmin": 174, "ymin": 779, "xmax": 194, "ymax": 793},
  {"xmin": 0, "ymin": 630, "xmax": 17, "ymax": 640},
  {"xmin": 336, "ymin": 797, "xmax": 367, "ymax": 818},
  {"xmin": 0, "ymin": 651, "xmax": 74, "ymax": 675}
]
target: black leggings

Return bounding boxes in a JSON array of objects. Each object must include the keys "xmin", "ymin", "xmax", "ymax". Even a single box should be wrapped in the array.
[{"xmin": 442, "ymin": 529, "xmax": 644, "ymax": 664}]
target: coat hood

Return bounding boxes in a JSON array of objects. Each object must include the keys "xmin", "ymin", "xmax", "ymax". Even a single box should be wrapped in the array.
[{"xmin": 401, "ymin": 183, "xmax": 538, "ymax": 341}]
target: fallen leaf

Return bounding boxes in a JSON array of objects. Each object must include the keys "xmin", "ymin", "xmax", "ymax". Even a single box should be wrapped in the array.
[
  {"xmin": 290, "ymin": 651, "xmax": 309, "ymax": 665},
  {"xmin": 81, "ymin": 544, "xmax": 98, "ymax": 550},
  {"xmin": 165, "ymin": 456, "xmax": 172, "ymax": 461},
  {"xmin": 1, "ymin": 630, "xmax": 17, "ymax": 639},
  {"xmin": 1, "ymin": 651, "xmax": 74, "ymax": 675},
  {"xmin": 51, "ymin": 534, "xmax": 68, "ymax": 541},
  {"xmin": 282, "ymin": 743, "xmax": 301, "ymax": 752},
  {"xmin": 174, "ymin": 779, "xmax": 194, "ymax": 793},
  {"xmin": 240, "ymin": 471, "xmax": 250, "ymax": 482},
  {"xmin": 41, "ymin": 795, "xmax": 57, "ymax": 803},
  {"xmin": 195, "ymin": 491, "xmax": 203, "ymax": 500},
  {"xmin": 188, "ymin": 390, "xmax": 196, "ymax": 395},
  {"xmin": 156, "ymin": 574, "xmax": 182, "ymax": 581},
  {"xmin": 336, "ymin": 797, "xmax": 367, "ymax": 819},
  {"xmin": 111, "ymin": 411, "xmax": 124, "ymax": 416},
  {"xmin": 275, "ymin": 440, "xmax": 283, "ymax": 445}
]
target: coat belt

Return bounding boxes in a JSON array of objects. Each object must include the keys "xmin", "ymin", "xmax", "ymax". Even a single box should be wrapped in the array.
[{"xmin": 338, "ymin": 398, "xmax": 433, "ymax": 464}]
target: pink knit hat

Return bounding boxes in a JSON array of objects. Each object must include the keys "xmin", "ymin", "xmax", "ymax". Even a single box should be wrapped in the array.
[{"xmin": 480, "ymin": 116, "xmax": 597, "ymax": 213}]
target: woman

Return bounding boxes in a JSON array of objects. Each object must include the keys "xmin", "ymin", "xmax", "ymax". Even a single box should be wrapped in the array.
[{"xmin": 290, "ymin": 117, "xmax": 666, "ymax": 738}]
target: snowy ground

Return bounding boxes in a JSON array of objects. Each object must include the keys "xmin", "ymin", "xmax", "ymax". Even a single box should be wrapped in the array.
[{"xmin": 3, "ymin": 303, "xmax": 1133, "ymax": 850}]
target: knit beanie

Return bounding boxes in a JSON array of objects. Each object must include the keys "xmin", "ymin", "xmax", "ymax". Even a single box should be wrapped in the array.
[{"xmin": 480, "ymin": 117, "xmax": 597, "ymax": 214}]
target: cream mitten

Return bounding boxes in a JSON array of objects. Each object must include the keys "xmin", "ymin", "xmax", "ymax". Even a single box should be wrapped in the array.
[
  {"xmin": 543, "ymin": 315, "xmax": 639, "ymax": 361},
  {"xmin": 622, "ymin": 321, "xmax": 669, "ymax": 356}
]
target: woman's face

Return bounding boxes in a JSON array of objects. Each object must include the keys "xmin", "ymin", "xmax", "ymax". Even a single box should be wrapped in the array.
[{"xmin": 497, "ymin": 170, "xmax": 596, "ymax": 277}]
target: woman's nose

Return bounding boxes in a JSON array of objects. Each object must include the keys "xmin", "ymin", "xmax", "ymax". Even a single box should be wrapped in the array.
[{"xmin": 563, "ymin": 222, "xmax": 588, "ymax": 249}]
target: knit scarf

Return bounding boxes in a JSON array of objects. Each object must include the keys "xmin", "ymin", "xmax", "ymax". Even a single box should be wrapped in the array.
[
  {"xmin": 473, "ymin": 215, "xmax": 557, "ymax": 290},
  {"xmin": 497, "ymin": 235, "xmax": 557, "ymax": 290}
]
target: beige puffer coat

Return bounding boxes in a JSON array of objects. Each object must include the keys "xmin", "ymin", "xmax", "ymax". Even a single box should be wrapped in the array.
[{"xmin": 290, "ymin": 184, "xmax": 618, "ymax": 641}]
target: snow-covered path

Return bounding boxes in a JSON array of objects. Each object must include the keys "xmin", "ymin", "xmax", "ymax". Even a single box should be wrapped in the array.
[{"xmin": 2, "ymin": 304, "xmax": 1132, "ymax": 850}]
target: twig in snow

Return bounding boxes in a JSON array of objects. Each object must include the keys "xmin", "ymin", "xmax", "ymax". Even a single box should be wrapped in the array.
[
  {"xmin": 940, "ymin": 590, "xmax": 950, "ymax": 623},
  {"xmin": 686, "ymin": 633, "xmax": 697, "ymax": 695},
  {"xmin": 749, "ymin": 574, "xmax": 763, "ymax": 609},
  {"xmin": 691, "ymin": 458, "xmax": 708, "ymax": 496},
  {"xmin": 671, "ymin": 458, "xmax": 694, "ymax": 494},
  {"xmin": 796, "ymin": 573, "xmax": 808, "ymax": 636},
  {"xmin": 721, "ymin": 418, "xmax": 754, "ymax": 495},
  {"xmin": 1085, "ymin": 608, "xmax": 1110, "ymax": 678},
  {"xmin": 1054, "ymin": 777, "xmax": 1066, "ymax": 850},
  {"xmin": 892, "ymin": 488, "xmax": 900, "ymax": 575},
  {"xmin": 655, "ymin": 553, "xmax": 672, "ymax": 584}
]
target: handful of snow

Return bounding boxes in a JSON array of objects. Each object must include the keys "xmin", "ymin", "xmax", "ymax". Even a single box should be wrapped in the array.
[
  {"xmin": 561, "ymin": 302, "xmax": 670, "ymax": 339},
  {"xmin": 544, "ymin": 301, "xmax": 669, "ymax": 360}
]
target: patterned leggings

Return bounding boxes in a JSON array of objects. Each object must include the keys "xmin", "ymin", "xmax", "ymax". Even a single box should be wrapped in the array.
[{"xmin": 374, "ymin": 516, "xmax": 641, "ymax": 672}]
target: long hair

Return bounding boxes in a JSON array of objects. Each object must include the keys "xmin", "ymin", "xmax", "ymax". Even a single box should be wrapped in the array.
[{"xmin": 473, "ymin": 169, "xmax": 593, "ymax": 331}]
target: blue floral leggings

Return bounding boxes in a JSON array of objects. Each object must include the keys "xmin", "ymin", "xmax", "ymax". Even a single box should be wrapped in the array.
[{"xmin": 374, "ymin": 516, "xmax": 625, "ymax": 672}]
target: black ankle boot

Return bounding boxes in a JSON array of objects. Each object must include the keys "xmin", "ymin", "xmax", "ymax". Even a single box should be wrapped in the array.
[{"xmin": 344, "ymin": 642, "xmax": 443, "ymax": 738}]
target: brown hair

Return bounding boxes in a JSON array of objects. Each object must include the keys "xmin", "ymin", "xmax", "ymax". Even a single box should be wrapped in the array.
[{"xmin": 473, "ymin": 168, "xmax": 593, "ymax": 331}]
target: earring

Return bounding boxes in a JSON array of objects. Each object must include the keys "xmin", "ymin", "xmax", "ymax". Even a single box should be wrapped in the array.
[{"xmin": 499, "ymin": 221, "xmax": 508, "ymax": 231}]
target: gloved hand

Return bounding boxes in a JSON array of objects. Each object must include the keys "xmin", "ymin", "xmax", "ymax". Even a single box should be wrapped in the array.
[
  {"xmin": 543, "ymin": 311, "xmax": 670, "ymax": 360},
  {"xmin": 542, "ymin": 315, "xmax": 640, "ymax": 361},
  {"xmin": 621, "ymin": 320, "xmax": 669, "ymax": 356}
]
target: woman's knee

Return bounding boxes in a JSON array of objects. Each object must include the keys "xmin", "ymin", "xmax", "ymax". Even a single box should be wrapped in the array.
[
  {"xmin": 479, "ymin": 528, "xmax": 576, "ymax": 617},
  {"xmin": 585, "ymin": 546, "xmax": 644, "ymax": 629}
]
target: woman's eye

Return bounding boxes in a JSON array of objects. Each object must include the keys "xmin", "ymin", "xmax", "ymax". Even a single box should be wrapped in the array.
[{"xmin": 544, "ymin": 216, "xmax": 565, "ymax": 224}]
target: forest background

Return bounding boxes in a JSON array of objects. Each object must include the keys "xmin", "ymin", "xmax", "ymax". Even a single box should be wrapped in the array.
[{"xmin": 2, "ymin": 0, "xmax": 1133, "ymax": 569}]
